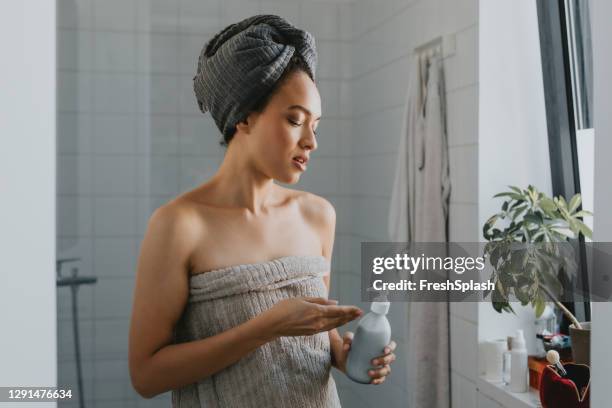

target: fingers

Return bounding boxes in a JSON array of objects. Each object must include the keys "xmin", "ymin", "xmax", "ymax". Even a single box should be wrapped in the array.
[
  {"xmin": 371, "ymin": 376, "xmax": 387, "ymax": 385},
  {"xmin": 367, "ymin": 340, "xmax": 397, "ymax": 385},
  {"xmin": 303, "ymin": 297, "xmax": 338, "ymax": 305},
  {"xmin": 371, "ymin": 340, "xmax": 398, "ymax": 365},
  {"xmin": 343, "ymin": 331, "xmax": 354, "ymax": 342},
  {"xmin": 371, "ymin": 352, "xmax": 396, "ymax": 366},
  {"xmin": 320, "ymin": 305, "xmax": 363, "ymax": 318},
  {"xmin": 322, "ymin": 315, "xmax": 358, "ymax": 331},
  {"xmin": 385, "ymin": 340, "xmax": 397, "ymax": 354},
  {"xmin": 368, "ymin": 365, "xmax": 391, "ymax": 383},
  {"xmin": 342, "ymin": 331, "xmax": 354, "ymax": 351}
]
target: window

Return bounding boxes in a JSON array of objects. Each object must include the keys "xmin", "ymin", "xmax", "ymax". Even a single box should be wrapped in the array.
[{"xmin": 536, "ymin": 0, "xmax": 593, "ymax": 328}]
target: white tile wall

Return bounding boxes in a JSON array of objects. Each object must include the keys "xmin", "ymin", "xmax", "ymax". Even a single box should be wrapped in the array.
[
  {"xmin": 445, "ymin": 24, "xmax": 479, "ymax": 91},
  {"xmin": 58, "ymin": 29, "xmax": 94, "ymax": 71},
  {"xmin": 451, "ymin": 315, "xmax": 479, "ymax": 382},
  {"xmin": 137, "ymin": 33, "xmax": 180, "ymax": 74},
  {"xmin": 58, "ymin": 155, "xmax": 93, "ymax": 195},
  {"xmin": 92, "ymin": 115, "xmax": 138, "ymax": 153},
  {"xmin": 136, "ymin": 0, "xmax": 179, "ymax": 33},
  {"xmin": 260, "ymin": 1, "xmax": 301, "ymax": 27},
  {"xmin": 93, "ymin": 238, "xmax": 138, "ymax": 278},
  {"xmin": 449, "ymin": 144, "xmax": 478, "ymax": 203},
  {"xmin": 447, "ymin": 84, "xmax": 479, "ymax": 146},
  {"xmin": 93, "ymin": 0, "xmax": 138, "ymax": 31},
  {"xmin": 138, "ymin": 115, "xmax": 180, "ymax": 155},
  {"xmin": 58, "ymin": 71, "xmax": 93, "ymax": 112},
  {"xmin": 57, "ymin": 0, "xmax": 94, "ymax": 30},
  {"xmin": 94, "ymin": 31, "xmax": 137, "ymax": 72},
  {"xmin": 179, "ymin": 0, "xmax": 223, "ymax": 34},
  {"xmin": 93, "ymin": 73, "xmax": 138, "ymax": 113},
  {"xmin": 453, "ymin": 371, "xmax": 479, "ymax": 408},
  {"xmin": 58, "ymin": 113, "xmax": 93, "ymax": 154}
]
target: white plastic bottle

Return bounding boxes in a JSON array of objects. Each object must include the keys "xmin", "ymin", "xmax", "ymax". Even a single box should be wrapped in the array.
[
  {"xmin": 509, "ymin": 329, "xmax": 529, "ymax": 392},
  {"xmin": 346, "ymin": 300, "xmax": 391, "ymax": 384}
]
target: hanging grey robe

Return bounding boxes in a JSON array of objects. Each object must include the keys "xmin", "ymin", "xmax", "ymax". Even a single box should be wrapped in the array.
[{"xmin": 388, "ymin": 52, "xmax": 451, "ymax": 408}]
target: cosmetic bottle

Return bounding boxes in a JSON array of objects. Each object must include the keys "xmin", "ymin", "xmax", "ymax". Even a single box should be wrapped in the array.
[
  {"xmin": 509, "ymin": 329, "xmax": 529, "ymax": 392},
  {"xmin": 346, "ymin": 298, "xmax": 391, "ymax": 384}
]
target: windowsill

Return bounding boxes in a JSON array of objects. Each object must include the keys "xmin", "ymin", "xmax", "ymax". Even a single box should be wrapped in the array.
[{"xmin": 477, "ymin": 376, "xmax": 542, "ymax": 408}]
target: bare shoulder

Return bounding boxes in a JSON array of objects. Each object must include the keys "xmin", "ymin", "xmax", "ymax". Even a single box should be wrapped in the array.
[
  {"xmin": 288, "ymin": 188, "xmax": 336, "ymax": 230},
  {"xmin": 145, "ymin": 197, "xmax": 205, "ymax": 254},
  {"xmin": 281, "ymin": 187, "xmax": 336, "ymax": 259},
  {"xmin": 149, "ymin": 197, "xmax": 202, "ymax": 234}
]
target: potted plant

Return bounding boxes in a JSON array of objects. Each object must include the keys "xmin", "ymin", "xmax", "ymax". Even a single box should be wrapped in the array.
[{"xmin": 482, "ymin": 185, "xmax": 593, "ymax": 364}]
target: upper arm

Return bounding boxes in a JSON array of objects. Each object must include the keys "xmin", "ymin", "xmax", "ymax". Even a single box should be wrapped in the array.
[
  {"xmin": 128, "ymin": 203, "xmax": 200, "ymax": 387},
  {"xmin": 300, "ymin": 193, "xmax": 337, "ymax": 290}
]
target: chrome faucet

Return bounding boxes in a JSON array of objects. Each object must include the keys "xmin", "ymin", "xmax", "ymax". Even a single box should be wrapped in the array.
[{"xmin": 56, "ymin": 257, "xmax": 97, "ymax": 408}]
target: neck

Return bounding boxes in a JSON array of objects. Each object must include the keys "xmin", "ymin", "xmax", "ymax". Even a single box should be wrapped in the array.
[{"xmin": 206, "ymin": 140, "xmax": 277, "ymax": 215}]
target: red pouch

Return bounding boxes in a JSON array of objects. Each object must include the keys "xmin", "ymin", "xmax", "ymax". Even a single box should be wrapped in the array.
[{"xmin": 539, "ymin": 363, "xmax": 590, "ymax": 408}]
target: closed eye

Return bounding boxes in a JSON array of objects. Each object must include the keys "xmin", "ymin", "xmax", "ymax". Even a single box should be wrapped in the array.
[{"xmin": 288, "ymin": 119, "xmax": 319, "ymax": 136}]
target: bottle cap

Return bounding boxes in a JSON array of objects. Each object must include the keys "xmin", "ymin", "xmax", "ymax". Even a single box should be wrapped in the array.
[
  {"xmin": 371, "ymin": 301, "xmax": 390, "ymax": 314},
  {"xmin": 513, "ymin": 329, "xmax": 526, "ymax": 350}
]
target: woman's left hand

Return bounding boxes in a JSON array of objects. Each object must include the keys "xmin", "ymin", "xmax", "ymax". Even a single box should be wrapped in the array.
[{"xmin": 334, "ymin": 331, "xmax": 397, "ymax": 385}]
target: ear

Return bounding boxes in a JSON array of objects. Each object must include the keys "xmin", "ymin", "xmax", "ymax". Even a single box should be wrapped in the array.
[
  {"xmin": 235, "ymin": 112, "xmax": 258, "ymax": 134},
  {"xmin": 235, "ymin": 118, "xmax": 249, "ymax": 134}
]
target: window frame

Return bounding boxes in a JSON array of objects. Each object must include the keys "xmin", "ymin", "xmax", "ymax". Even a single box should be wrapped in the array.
[{"xmin": 536, "ymin": 0, "xmax": 592, "ymax": 328}]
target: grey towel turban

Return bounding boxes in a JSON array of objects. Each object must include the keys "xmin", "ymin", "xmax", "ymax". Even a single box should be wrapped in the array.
[{"xmin": 193, "ymin": 14, "xmax": 318, "ymax": 142}]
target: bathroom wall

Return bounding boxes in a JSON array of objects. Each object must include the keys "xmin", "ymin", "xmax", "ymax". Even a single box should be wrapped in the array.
[
  {"xmin": 477, "ymin": 1, "xmax": 552, "ymax": 406},
  {"xmin": 336, "ymin": 0, "xmax": 479, "ymax": 406},
  {"xmin": 55, "ymin": 0, "xmax": 349, "ymax": 407},
  {"xmin": 0, "ymin": 0, "xmax": 57, "ymax": 397},
  {"xmin": 478, "ymin": 0, "xmax": 552, "ymax": 357}
]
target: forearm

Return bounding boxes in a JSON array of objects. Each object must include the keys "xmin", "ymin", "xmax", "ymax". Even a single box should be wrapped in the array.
[{"xmin": 136, "ymin": 313, "xmax": 277, "ymax": 398}]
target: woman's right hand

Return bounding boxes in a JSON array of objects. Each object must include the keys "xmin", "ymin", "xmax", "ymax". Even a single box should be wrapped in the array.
[{"xmin": 263, "ymin": 297, "xmax": 363, "ymax": 337}]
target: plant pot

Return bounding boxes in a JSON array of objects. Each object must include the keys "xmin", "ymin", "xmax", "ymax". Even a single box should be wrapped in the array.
[{"xmin": 569, "ymin": 322, "xmax": 591, "ymax": 366}]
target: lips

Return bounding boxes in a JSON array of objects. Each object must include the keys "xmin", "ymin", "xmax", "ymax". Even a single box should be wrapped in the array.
[{"xmin": 292, "ymin": 155, "xmax": 308, "ymax": 171}]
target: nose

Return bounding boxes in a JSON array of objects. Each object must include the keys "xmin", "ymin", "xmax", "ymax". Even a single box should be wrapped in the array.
[{"xmin": 300, "ymin": 128, "xmax": 318, "ymax": 152}]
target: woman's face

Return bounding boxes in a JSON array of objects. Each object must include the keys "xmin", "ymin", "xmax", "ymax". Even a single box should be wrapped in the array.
[{"xmin": 240, "ymin": 70, "xmax": 322, "ymax": 184}]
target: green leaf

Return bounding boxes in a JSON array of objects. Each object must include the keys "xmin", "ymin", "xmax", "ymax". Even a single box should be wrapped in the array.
[
  {"xmin": 534, "ymin": 295, "xmax": 546, "ymax": 317},
  {"xmin": 524, "ymin": 213, "xmax": 543, "ymax": 225},
  {"xmin": 511, "ymin": 205, "xmax": 528, "ymax": 221},
  {"xmin": 539, "ymin": 197, "xmax": 557, "ymax": 214},
  {"xmin": 568, "ymin": 219, "xmax": 580, "ymax": 236},
  {"xmin": 493, "ymin": 192, "xmax": 513, "ymax": 198},
  {"xmin": 494, "ymin": 192, "xmax": 524, "ymax": 201},
  {"xmin": 557, "ymin": 195, "xmax": 568, "ymax": 211},
  {"xmin": 568, "ymin": 194, "xmax": 582, "ymax": 214},
  {"xmin": 578, "ymin": 222, "xmax": 593, "ymax": 239},
  {"xmin": 482, "ymin": 279, "xmax": 494, "ymax": 299}
]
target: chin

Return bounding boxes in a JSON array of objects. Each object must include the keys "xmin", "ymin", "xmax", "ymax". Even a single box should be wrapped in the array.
[
  {"xmin": 278, "ymin": 174, "xmax": 301, "ymax": 184},
  {"xmin": 273, "ymin": 169, "xmax": 301, "ymax": 184}
]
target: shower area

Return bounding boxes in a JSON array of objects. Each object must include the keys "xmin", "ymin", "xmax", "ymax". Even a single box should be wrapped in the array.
[{"xmin": 56, "ymin": 0, "xmax": 478, "ymax": 407}]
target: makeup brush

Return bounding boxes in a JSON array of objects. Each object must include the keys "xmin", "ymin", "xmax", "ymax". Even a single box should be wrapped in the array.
[{"xmin": 546, "ymin": 350, "xmax": 567, "ymax": 377}]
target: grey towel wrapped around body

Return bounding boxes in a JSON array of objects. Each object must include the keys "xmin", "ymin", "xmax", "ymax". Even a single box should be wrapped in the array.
[
  {"xmin": 193, "ymin": 14, "xmax": 318, "ymax": 141},
  {"xmin": 171, "ymin": 255, "xmax": 342, "ymax": 408}
]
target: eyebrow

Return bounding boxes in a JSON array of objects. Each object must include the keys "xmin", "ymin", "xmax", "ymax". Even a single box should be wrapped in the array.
[{"xmin": 288, "ymin": 105, "xmax": 322, "ymax": 121}]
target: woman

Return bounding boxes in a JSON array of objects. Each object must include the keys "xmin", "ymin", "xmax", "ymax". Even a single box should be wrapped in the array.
[{"xmin": 128, "ymin": 15, "xmax": 397, "ymax": 407}]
